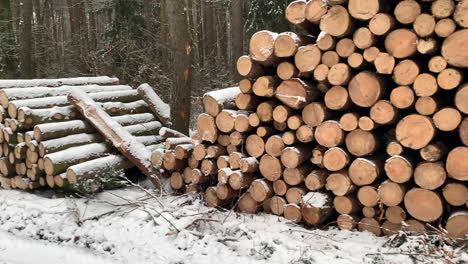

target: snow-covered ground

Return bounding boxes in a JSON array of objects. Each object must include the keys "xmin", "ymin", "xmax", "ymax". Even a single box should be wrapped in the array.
[{"xmin": 0, "ymin": 187, "xmax": 464, "ymax": 264}]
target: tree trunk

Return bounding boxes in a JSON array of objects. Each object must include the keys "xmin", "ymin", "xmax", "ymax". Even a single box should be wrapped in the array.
[
  {"xmin": 44, "ymin": 142, "xmax": 111, "ymax": 176},
  {"xmin": 137, "ymin": 84, "xmax": 172, "ymax": 127},
  {"xmin": 0, "ymin": 85, "xmax": 130, "ymax": 108},
  {"xmin": 404, "ymin": 188, "xmax": 443, "ymax": 222},
  {"xmin": 446, "ymin": 211, "xmax": 468, "ymax": 239},
  {"xmin": 0, "ymin": 0, "xmax": 18, "ymax": 78},
  {"xmin": 19, "ymin": 0, "xmax": 33, "ymax": 78},
  {"xmin": 166, "ymin": 0, "xmax": 192, "ymax": 134},
  {"xmin": 38, "ymin": 133, "xmax": 102, "ymax": 157},
  {"xmin": 66, "ymin": 154, "xmax": 134, "ymax": 184},
  {"xmin": 69, "ymin": 89, "xmax": 157, "ymax": 179},
  {"xmin": 230, "ymin": 0, "xmax": 243, "ymax": 80}
]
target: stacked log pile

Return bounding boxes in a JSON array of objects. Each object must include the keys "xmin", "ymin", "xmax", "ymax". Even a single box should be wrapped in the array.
[
  {"xmin": 0, "ymin": 77, "xmax": 172, "ymax": 194},
  {"xmin": 161, "ymin": 0, "xmax": 467, "ymax": 239}
]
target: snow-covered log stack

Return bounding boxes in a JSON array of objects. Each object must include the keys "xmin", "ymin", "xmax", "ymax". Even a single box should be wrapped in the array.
[
  {"xmin": 0, "ymin": 77, "xmax": 172, "ymax": 194},
  {"xmin": 171, "ymin": 0, "xmax": 468, "ymax": 239}
]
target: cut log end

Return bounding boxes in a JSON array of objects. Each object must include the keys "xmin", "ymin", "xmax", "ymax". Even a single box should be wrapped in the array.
[
  {"xmin": 349, "ymin": 158, "xmax": 380, "ymax": 186},
  {"xmin": 446, "ymin": 147, "xmax": 468, "ymax": 181},
  {"xmin": 358, "ymin": 217, "xmax": 382, "ymax": 236},
  {"xmin": 396, "ymin": 115, "xmax": 435, "ymax": 150},
  {"xmin": 446, "ymin": 212, "xmax": 468, "ymax": 239},
  {"xmin": 404, "ymin": 188, "xmax": 443, "ymax": 222}
]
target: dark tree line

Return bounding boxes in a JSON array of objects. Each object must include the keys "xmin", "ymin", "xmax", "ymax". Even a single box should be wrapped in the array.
[{"xmin": 0, "ymin": 0, "xmax": 291, "ymax": 133}]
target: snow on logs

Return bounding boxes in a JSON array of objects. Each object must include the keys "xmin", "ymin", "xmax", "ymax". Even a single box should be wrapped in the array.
[
  {"xmin": 203, "ymin": 87, "xmax": 241, "ymax": 117},
  {"xmin": 8, "ymin": 89, "xmax": 142, "ymax": 118},
  {"xmin": 0, "ymin": 76, "xmax": 172, "ymax": 194},
  {"xmin": 157, "ymin": 0, "xmax": 468, "ymax": 239},
  {"xmin": 0, "ymin": 76, "xmax": 119, "ymax": 89},
  {"xmin": 0, "ymin": 85, "xmax": 132, "ymax": 108},
  {"xmin": 136, "ymin": 84, "xmax": 172, "ymax": 127},
  {"xmin": 68, "ymin": 88, "xmax": 157, "ymax": 179}
]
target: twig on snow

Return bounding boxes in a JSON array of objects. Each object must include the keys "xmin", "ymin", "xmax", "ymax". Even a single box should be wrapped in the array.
[{"xmin": 166, "ymin": 218, "xmax": 220, "ymax": 236}]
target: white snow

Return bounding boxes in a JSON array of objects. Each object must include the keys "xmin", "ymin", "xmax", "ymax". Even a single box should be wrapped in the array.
[
  {"xmin": 317, "ymin": 31, "xmax": 329, "ymax": 42},
  {"xmin": 275, "ymin": 94, "xmax": 307, "ymax": 103},
  {"xmin": 285, "ymin": 203, "xmax": 301, "ymax": 221},
  {"xmin": 34, "ymin": 120, "xmax": 96, "ymax": 141},
  {"xmin": 137, "ymin": 84, "xmax": 172, "ymax": 126},
  {"xmin": 355, "ymin": 158, "xmax": 378, "ymax": 168},
  {"xmin": 136, "ymin": 135, "xmax": 165, "ymax": 146},
  {"xmin": 278, "ymin": 32, "xmax": 302, "ymax": 46},
  {"xmin": 0, "ymin": 188, "xmax": 462, "ymax": 264},
  {"xmin": 253, "ymin": 179, "xmax": 273, "ymax": 194},
  {"xmin": 18, "ymin": 105, "xmax": 77, "ymax": 122},
  {"xmin": 325, "ymin": 147, "xmax": 348, "ymax": 157},
  {"xmin": 0, "ymin": 76, "xmax": 119, "ymax": 88},
  {"xmin": 11, "ymin": 96, "xmax": 70, "ymax": 109},
  {"xmin": 218, "ymin": 168, "xmax": 234, "ymax": 175},
  {"xmin": 242, "ymin": 157, "xmax": 258, "ymax": 166},
  {"xmin": 203, "ymin": 87, "xmax": 241, "ymax": 105},
  {"xmin": 218, "ymin": 168, "xmax": 234, "ymax": 184},
  {"xmin": 302, "ymin": 192, "xmax": 331, "ymax": 208},
  {"xmin": 44, "ymin": 143, "xmax": 111, "ymax": 165},
  {"xmin": 287, "ymin": 0, "xmax": 307, "ymax": 8},
  {"xmin": 386, "ymin": 155, "xmax": 413, "ymax": 168},
  {"xmin": 112, "ymin": 113, "xmax": 156, "ymax": 126},
  {"xmin": 283, "ymin": 146, "xmax": 301, "ymax": 154},
  {"xmin": 165, "ymin": 137, "xmax": 193, "ymax": 148},
  {"xmin": 176, "ymin": 143, "xmax": 195, "ymax": 152},
  {"xmin": 124, "ymin": 121, "xmax": 162, "ymax": 135},
  {"xmin": 448, "ymin": 210, "xmax": 468, "ymax": 219},
  {"xmin": 99, "ymin": 100, "xmax": 150, "ymax": 114},
  {"xmin": 252, "ymin": 31, "xmax": 279, "ymax": 58},
  {"xmin": 69, "ymin": 88, "xmax": 153, "ymax": 170},
  {"xmin": 220, "ymin": 109, "xmax": 251, "ymax": 119},
  {"xmin": 40, "ymin": 133, "xmax": 102, "ymax": 152},
  {"xmin": 67, "ymin": 155, "xmax": 133, "ymax": 177},
  {"xmin": 0, "ymin": 85, "xmax": 131, "ymax": 105},
  {"xmin": 147, "ymin": 143, "xmax": 165, "ymax": 151},
  {"xmin": 323, "ymin": 120, "xmax": 342, "ymax": 128},
  {"xmin": 24, "ymin": 130, "xmax": 34, "ymax": 140},
  {"xmin": 89, "ymin": 90, "xmax": 139, "ymax": 103},
  {"xmin": 159, "ymin": 127, "xmax": 188, "ymax": 138},
  {"xmin": 10, "ymin": 90, "xmax": 138, "ymax": 112},
  {"xmin": 0, "ymin": 230, "xmax": 117, "ymax": 264}
]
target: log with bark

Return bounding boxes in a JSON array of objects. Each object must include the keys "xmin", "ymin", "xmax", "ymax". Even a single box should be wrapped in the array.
[
  {"xmin": 0, "ymin": 76, "xmax": 119, "ymax": 88},
  {"xmin": 68, "ymin": 88, "xmax": 158, "ymax": 180},
  {"xmin": 136, "ymin": 84, "xmax": 172, "ymax": 127},
  {"xmin": 8, "ymin": 90, "xmax": 142, "ymax": 118}
]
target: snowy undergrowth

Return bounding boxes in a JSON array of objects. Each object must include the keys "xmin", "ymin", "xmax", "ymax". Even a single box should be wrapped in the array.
[{"xmin": 0, "ymin": 186, "xmax": 465, "ymax": 264}]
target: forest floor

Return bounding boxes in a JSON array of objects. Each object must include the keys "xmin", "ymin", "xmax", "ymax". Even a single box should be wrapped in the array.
[{"xmin": 0, "ymin": 184, "xmax": 465, "ymax": 264}]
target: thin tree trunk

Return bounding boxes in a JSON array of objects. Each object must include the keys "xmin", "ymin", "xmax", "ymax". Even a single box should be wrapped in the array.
[
  {"xmin": 143, "ymin": 0, "xmax": 151, "ymax": 39},
  {"xmin": 0, "ymin": 0, "xmax": 18, "ymax": 77},
  {"xmin": 19, "ymin": 0, "xmax": 33, "ymax": 78},
  {"xmin": 67, "ymin": 0, "xmax": 87, "ymax": 71},
  {"xmin": 75, "ymin": 0, "xmax": 88, "ymax": 70},
  {"xmin": 166, "ymin": 0, "xmax": 192, "ymax": 134},
  {"xmin": 33, "ymin": 0, "xmax": 45, "ymax": 77},
  {"xmin": 158, "ymin": 0, "xmax": 169, "ymax": 73},
  {"xmin": 86, "ymin": 0, "xmax": 97, "ymax": 51},
  {"xmin": 61, "ymin": 0, "xmax": 70, "ymax": 73},
  {"xmin": 10, "ymin": 0, "xmax": 20, "ymax": 36},
  {"xmin": 191, "ymin": 0, "xmax": 200, "ymax": 67},
  {"xmin": 199, "ymin": 0, "xmax": 205, "ymax": 67},
  {"xmin": 230, "ymin": 0, "xmax": 244, "ymax": 80},
  {"xmin": 203, "ymin": 0, "xmax": 215, "ymax": 70}
]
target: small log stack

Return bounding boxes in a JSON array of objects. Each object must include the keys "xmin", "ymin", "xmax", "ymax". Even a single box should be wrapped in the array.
[
  {"xmin": 0, "ymin": 77, "xmax": 172, "ymax": 194},
  {"xmin": 160, "ymin": 0, "xmax": 467, "ymax": 239}
]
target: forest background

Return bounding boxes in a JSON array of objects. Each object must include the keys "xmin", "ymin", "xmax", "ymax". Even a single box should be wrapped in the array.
[{"xmin": 0, "ymin": 0, "xmax": 294, "ymax": 132}]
